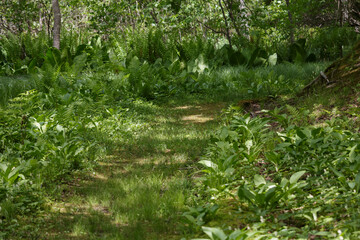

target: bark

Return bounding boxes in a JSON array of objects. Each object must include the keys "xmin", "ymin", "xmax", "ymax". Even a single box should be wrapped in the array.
[
  {"xmin": 348, "ymin": 0, "xmax": 360, "ymax": 31},
  {"xmin": 285, "ymin": 0, "xmax": 295, "ymax": 44},
  {"xmin": 338, "ymin": 0, "xmax": 343, "ymax": 26},
  {"xmin": 223, "ymin": 0, "xmax": 241, "ymax": 38},
  {"xmin": 197, "ymin": 20, "xmax": 226, "ymax": 34},
  {"xmin": 338, "ymin": 0, "xmax": 343, "ymax": 57},
  {"xmin": 52, "ymin": 0, "xmax": 61, "ymax": 50},
  {"xmin": 238, "ymin": 0, "xmax": 250, "ymax": 40},
  {"xmin": 150, "ymin": 9, "xmax": 159, "ymax": 25},
  {"xmin": 219, "ymin": 0, "xmax": 232, "ymax": 48}
]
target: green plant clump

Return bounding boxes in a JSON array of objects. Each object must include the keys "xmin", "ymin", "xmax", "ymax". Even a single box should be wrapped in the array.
[{"xmin": 189, "ymin": 105, "xmax": 360, "ymax": 239}]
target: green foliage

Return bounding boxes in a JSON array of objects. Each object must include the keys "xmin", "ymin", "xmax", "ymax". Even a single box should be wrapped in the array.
[
  {"xmin": 189, "ymin": 100, "xmax": 360, "ymax": 239},
  {"xmin": 1, "ymin": 0, "xmax": 360, "ymax": 238},
  {"xmin": 194, "ymin": 226, "xmax": 256, "ymax": 240},
  {"xmin": 238, "ymin": 171, "xmax": 307, "ymax": 211},
  {"xmin": 183, "ymin": 204, "xmax": 219, "ymax": 231},
  {"xmin": 308, "ymin": 27, "xmax": 359, "ymax": 60},
  {"xmin": 199, "ymin": 113, "xmax": 270, "ymax": 191},
  {"xmin": 127, "ymin": 28, "xmax": 168, "ymax": 63},
  {"xmin": 0, "ymin": 71, "xmax": 147, "ymax": 232},
  {"xmin": 289, "ymin": 39, "xmax": 317, "ymax": 63}
]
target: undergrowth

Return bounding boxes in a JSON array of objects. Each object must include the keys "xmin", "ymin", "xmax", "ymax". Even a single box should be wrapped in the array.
[
  {"xmin": 1, "ymin": 29, "xmax": 357, "ymax": 239},
  {"xmin": 183, "ymin": 90, "xmax": 360, "ymax": 239}
]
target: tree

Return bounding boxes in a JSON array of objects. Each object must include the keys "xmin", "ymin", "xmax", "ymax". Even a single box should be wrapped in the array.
[
  {"xmin": 52, "ymin": 0, "xmax": 61, "ymax": 49},
  {"xmin": 348, "ymin": 0, "xmax": 360, "ymax": 31}
]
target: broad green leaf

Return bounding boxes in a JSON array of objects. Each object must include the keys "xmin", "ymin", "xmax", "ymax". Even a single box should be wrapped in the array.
[
  {"xmin": 199, "ymin": 160, "xmax": 218, "ymax": 170},
  {"xmin": 56, "ymin": 125, "xmax": 65, "ymax": 132},
  {"xmin": 280, "ymin": 178, "xmax": 288, "ymax": 188},
  {"xmin": 7, "ymin": 172, "xmax": 19, "ymax": 185},
  {"xmin": 289, "ymin": 171, "xmax": 306, "ymax": 184},
  {"xmin": 355, "ymin": 172, "xmax": 360, "ymax": 192},
  {"xmin": 7, "ymin": 165, "xmax": 21, "ymax": 180},
  {"xmin": 202, "ymin": 226, "xmax": 227, "ymax": 240},
  {"xmin": 329, "ymin": 166, "xmax": 345, "ymax": 184},
  {"xmin": 74, "ymin": 147, "xmax": 84, "ymax": 156},
  {"xmin": 348, "ymin": 181, "xmax": 356, "ymax": 189},
  {"xmin": 264, "ymin": 186, "xmax": 277, "ymax": 204},
  {"xmin": 313, "ymin": 231, "xmax": 332, "ymax": 236},
  {"xmin": 268, "ymin": 53, "xmax": 277, "ymax": 66},
  {"xmin": 72, "ymin": 53, "xmax": 88, "ymax": 75},
  {"xmin": 0, "ymin": 163, "xmax": 7, "ymax": 172},
  {"xmin": 254, "ymin": 175, "xmax": 266, "ymax": 187},
  {"xmin": 183, "ymin": 215, "xmax": 197, "ymax": 225},
  {"xmin": 223, "ymin": 155, "xmax": 236, "ymax": 167},
  {"xmin": 224, "ymin": 168, "xmax": 235, "ymax": 177},
  {"xmin": 238, "ymin": 185, "xmax": 255, "ymax": 204},
  {"xmin": 32, "ymin": 121, "xmax": 41, "ymax": 129},
  {"xmin": 275, "ymin": 143, "xmax": 292, "ymax": 149},
  {"xmin": 228, "ymin": 229, "xmax": 248, "ymax": 239},
  {"xmin": 219, "ymin": 127, "xmax": 229, "ymax": 140},
  {"xmin": 349, "ymin": 145, "xmax": 357, "ymax": 162}
]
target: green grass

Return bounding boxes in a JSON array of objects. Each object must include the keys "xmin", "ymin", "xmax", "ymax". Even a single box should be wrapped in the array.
[
  {"xmin": 0, "ymin": 75, "xmax": 34, "ymax": 105},
  {"xmin": 179, "ymin": 74, "xmax": 360, "ymax": 239},
  {"xmin": 199, "ymin": 62, "xmax": 330, "ymax": 101},
  {"xmin": 0, "ymin": 62, "xmax": 328, "ymax": 107},
  {"xmin": 0, "ymin": 61, "xmax": 338, "ymax": 239},
  {"xmin": 19, "ymin": 101, "xmax": 226, "ymax": 240}
]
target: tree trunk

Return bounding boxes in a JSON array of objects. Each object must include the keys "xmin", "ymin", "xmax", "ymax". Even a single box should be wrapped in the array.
[
  {"xmin": 285, "ymin": 0, "xmax": 295, "ymax": 44},
  {"xmin": 224, "ymin": 0, "xmax": 241, "ymax": 38},
  {"xmin": 338, "ymin": 0, "xmax": 343, "ymax": 57},
  {"xmin": 348, "ymin": 0, "xmax": 360, "ymax": 32},
  {"xmin": 219, "ymin": 0, "xmax": 232, "ymax": 48},
  {"xmin": 52, "ymin": 0, "xmax": 61, "ymax": 50}
]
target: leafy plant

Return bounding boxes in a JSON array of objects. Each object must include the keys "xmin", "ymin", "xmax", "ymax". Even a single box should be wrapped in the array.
[
  {"xmin": 199, "ymin": 114, "xmax": 269, "ymax": 191},
  {"xmin": 238, "ymin": 171, "xmax": 307, "ymax": 212},
  {"xmin": 289, "ymin": 39, "xmax": 316, "ymax": 63},
  {"xmin": 193, "ymin": 226, "xmax": 253, "ymax": 240},
  {"xmin": 183, "ymin": 204, "xmax": 219, "ymax": 230}
]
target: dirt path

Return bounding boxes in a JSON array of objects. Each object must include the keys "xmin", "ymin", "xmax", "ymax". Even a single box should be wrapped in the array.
[{"xmin": 40, "ymin": 102, "xmax": 225, "ymax": 240}]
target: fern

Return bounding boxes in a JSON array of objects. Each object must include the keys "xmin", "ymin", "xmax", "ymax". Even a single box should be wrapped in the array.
[
  {"xmin": 285, "ymin": 104, "xmax": 300, "ymax": 119},
  {"xmin": 285, "ymin": 104, "xmax": 310, "ymax": 125}
]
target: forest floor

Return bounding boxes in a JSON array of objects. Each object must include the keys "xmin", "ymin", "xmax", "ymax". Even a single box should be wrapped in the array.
[{"xmin": 37, "ymin": 101, "xmax": 226, "ymax": 239}]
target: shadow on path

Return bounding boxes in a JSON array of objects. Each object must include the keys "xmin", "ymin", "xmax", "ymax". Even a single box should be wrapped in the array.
[{"xmin": 41, "ymin": 102, "xmax": 225, "ymax": 240}]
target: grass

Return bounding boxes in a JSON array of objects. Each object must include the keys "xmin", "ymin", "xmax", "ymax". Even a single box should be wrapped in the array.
[
  {"xmin": 15, "ymin": 101, "xmax": 226, "ymax": 239},
  {"xmin": 183, "ymin": 62, "xmax": 330, "ymax": 102},
  {"xmin": 0, "ymin": 62, "xmax": 329, "ymax": 107},
  {"xmin": 0, "ymin": 61, "xmax": 336, "ymax": 239},
  {"xmin": 0, "ymin": 75, "xmax": 34, "ymax": 105}
]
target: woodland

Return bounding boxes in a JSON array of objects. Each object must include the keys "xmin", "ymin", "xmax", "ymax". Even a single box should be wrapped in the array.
[{"xmin": 1, "ymin": 0, "xmax": 360, "ymax": 239}]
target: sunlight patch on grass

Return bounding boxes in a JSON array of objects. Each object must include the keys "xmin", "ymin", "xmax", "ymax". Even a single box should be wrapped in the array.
[
  {"xmin": 38, "ymin": 102, "xmax": 225, "ymax": 239},
  {"xmin": 181, "ymin": 114, "xmax": 214, "ymax": 123},
  {"xmin": 174, "ymin": 105, "xmax": 193, "ymax": 110}
]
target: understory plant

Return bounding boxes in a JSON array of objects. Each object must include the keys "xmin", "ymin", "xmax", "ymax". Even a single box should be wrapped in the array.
[{"xmin": 188, "ymin": 105, "xmax": 360, "ymax": 239}]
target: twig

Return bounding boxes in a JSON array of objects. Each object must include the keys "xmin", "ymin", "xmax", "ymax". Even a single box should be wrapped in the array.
[{"xmin": 196, "ymin": 20, "xmax": 225, "ymax": 34}]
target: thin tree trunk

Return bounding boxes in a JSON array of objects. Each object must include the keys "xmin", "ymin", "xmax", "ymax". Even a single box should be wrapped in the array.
[
  {"xmin": 52, "ymin": 0, "xmax": 61, "ymax": 50},
  {"xmin": 150, "ymin": 8, "xmax": 159, "ymax": 25},
  {"xmin": 219, "ymin": 0, "xmax": 232, "ymax": 48},
  {"xmin": 285, "ymin": 0, "xmax": 295, "ymax": 44},
  {"xmin": 348, "ymin": 0, "xmax": 360, "ymax": 32},
  {"xmin": 224, "ymin": 0, "xmax": 241, "ymax": 38},
  {"xmin": 338, "ymin": 0, "xmax": 343, "ymax": 57}
]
